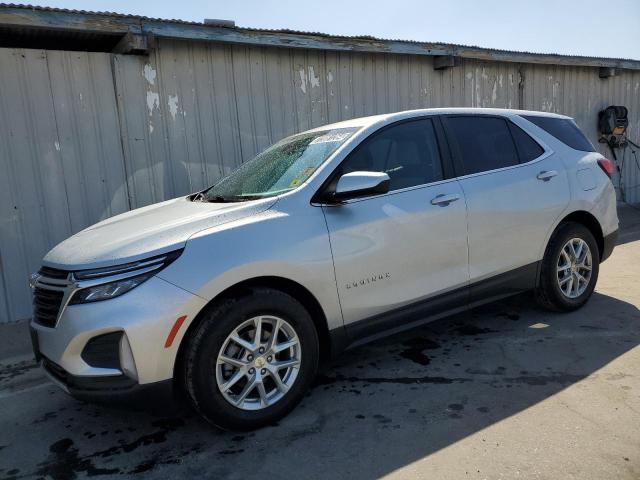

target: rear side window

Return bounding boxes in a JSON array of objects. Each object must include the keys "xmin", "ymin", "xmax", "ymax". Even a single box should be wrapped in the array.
[
  {"xmin": 508, "ymin": 122, "xmax": 545, "ymax": 162},
  {"xmin": 444, "ymin": 116, "xmax": 518, "ymax": 175},
  {"xmin": 341, "ymin": 119, "xmax": 443, "ymax": 191},
  {"xmin": 522, "ymin": 116, "xmax": 595, "ymax": 152}
]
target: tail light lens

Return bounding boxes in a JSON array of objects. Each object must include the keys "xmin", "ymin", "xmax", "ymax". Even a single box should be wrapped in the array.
[{"xmin": 597, "ymin": 158, "xmax": 614, "ymax": 179}]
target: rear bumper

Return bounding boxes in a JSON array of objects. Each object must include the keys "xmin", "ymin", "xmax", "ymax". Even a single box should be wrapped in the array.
[{"xmin": 602, "ymin": 229, "xmax": 618, "ymax": 262}]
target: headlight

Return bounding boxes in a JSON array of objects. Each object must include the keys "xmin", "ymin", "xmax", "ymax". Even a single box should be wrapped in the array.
[
  {"xmin": 68, "ymin": 249, "xmax": 182, "ymax": 305},
  {"xmin": 69, "ymin": 273, "xmax": 154, "ymax": 304}
]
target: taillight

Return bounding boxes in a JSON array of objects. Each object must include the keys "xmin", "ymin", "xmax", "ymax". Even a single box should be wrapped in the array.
[{"xmin": 597, "ymin": 158, "xmax": 614, "ymax": 179}]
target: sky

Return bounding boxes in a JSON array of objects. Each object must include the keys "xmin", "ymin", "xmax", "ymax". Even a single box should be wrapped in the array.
[{"xmin": 20, "ymin": 0, "xmax": 640, "ymax": 60}]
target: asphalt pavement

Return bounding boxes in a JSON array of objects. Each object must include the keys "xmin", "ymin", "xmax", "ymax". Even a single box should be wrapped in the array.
[{"xmin": 1, "ymin": 204, "xmax": 639, "ymax": 480}]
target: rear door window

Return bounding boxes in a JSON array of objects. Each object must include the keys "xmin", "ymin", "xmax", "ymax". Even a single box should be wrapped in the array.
[
  {"xmin": 522, "ymin": 116, "xmax": 595, "ymax": 152},
  {"xmin": 508, "ymin": 122, "xmax": 545, "ymax": 162},
  {"xmin": 443, "ymin": 116, "xmax": 519, "ymax": 176}
]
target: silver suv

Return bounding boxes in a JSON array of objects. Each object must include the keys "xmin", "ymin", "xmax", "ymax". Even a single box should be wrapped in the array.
[{"xmin": 30, "ymin": 108, "xmax": 618, "ymax": 430}]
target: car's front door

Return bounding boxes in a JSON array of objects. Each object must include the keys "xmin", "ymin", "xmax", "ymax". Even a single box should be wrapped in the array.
[{"xmin": 320, "ymin": 118, "xmax": 469, "ymax": 336}]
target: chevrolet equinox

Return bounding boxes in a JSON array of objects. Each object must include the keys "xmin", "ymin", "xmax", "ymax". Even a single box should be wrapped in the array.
[{"xmin": 30, "ymin": 108, "xmax": 619, "ymax": 430}]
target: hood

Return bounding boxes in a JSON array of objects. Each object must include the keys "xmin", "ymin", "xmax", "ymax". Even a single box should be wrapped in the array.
[{"xmin": 43, "ymin": 196, "xmax": 277, "ymax": 270}]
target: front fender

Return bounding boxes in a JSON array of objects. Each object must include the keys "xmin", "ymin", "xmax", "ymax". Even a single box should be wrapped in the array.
[{"xmin": 157, "ymin": 205, "xmax": 343, "ymax": 339}]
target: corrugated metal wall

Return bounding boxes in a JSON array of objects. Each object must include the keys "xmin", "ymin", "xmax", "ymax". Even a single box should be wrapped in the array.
[
  {"xmin": 0, "ymin": 48, "xmax": 129, "ymax": 323},
  {"xmin": 1, "ymin": 39, "xmax": 639, "ymax": 323}
]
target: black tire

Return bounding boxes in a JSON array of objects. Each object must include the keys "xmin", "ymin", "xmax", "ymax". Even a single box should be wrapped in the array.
[
  {"xmin": 535, "ymin": 222, "xmax": 600, "ymax": 312},
  {"xmin": 182, "ymin": 288, "xmax": 319, "ymax": 431}
]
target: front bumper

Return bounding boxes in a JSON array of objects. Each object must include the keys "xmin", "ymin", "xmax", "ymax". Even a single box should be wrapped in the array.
[
  {"xmin": 31, "ymin": 275, "xmax": 207, "ymax": 394},
  {"xmin": 34, "ymin": 349, "xmax": 173, "ymax": 403}
]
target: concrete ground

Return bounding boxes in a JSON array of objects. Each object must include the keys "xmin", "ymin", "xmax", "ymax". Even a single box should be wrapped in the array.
[{"xmin": 1, "ymin": 205, "xmax": 640, "ymax": 480}]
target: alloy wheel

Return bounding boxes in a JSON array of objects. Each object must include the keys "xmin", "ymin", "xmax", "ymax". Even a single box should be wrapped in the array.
[
  {"xmin": 556, "ymin": 237, "xmax": 593, "ymax": 299},
  {"xmin": 216, "ymin": 315, "xmax": 301, "ymax": 410}
]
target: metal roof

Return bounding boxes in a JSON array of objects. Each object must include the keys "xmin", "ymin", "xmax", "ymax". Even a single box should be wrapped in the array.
[{"xmin": 1, "ymin": 3, "xmax": 639, "ymax": 70}]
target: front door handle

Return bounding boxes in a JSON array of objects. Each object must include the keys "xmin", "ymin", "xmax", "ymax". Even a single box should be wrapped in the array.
[
  {"xmin": 431, "ymin": 193, "xmax": 461, "ymax": 206},
  {"xmin": 537, "ymin": 170, "xmax": 558, "ymax": 181}
]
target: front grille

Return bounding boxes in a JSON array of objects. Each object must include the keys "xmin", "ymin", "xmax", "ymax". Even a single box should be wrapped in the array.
[
  {"xmin": 38, "ymin": 266, "xmax": 69, "ymax": 280},
  {"xmin": 33, "ymin": 287, "xmax": 64, "ymax": 328}
]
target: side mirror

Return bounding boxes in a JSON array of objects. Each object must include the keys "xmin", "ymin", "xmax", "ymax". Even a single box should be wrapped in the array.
[{"xmin": 329, "ymin": 171, "xmax": 390, "ymax": 202}]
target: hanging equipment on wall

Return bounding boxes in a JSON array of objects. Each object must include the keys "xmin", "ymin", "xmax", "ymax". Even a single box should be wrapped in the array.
[
  {"xmin": 598, "ymin": 106, "xmax": 629, "ymax": 148},
  {"xmin": 598, "ymin": 105, "xmax": 640, "ymax": 202}
]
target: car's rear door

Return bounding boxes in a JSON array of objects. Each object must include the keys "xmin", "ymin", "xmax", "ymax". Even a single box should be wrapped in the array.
[
  {"xmin": 320, "ymin": 117, "xmax": 469, "ymax": 337},
  {"xmin": 441, "ymin": 114, "xmax": 570, "ymax": 301}
]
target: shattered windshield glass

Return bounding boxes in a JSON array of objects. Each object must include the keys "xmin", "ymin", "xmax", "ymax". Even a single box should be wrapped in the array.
[{"xmin": 199, "ymin": 127, "xmax": 358, "ymax": 202}]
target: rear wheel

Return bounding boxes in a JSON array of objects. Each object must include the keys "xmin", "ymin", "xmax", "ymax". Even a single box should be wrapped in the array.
[
  {"xmin": 536, "ymin": 222, "xmax": 600, "ymax": 311},
  {"xmin": 183, "ymin": 288, "xmax": 319, "ymax": 431}
]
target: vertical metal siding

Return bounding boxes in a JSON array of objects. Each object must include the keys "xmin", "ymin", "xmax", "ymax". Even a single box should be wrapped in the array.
[
  {"xmin": 47, "ymin": 51, "xmax": 129, "ymax": 229},
  {"xmin": 0, "ymin": 48, "xmax": 126, "ymax": 322},
  {"xmin": 1, "ymin": 40, "xmax": 640, "ymax": 323}
]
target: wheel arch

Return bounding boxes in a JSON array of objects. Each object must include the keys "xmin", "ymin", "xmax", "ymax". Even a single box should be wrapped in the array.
[
  {"xmin": 173, "ymin": 275, "xmax": 332, "ymax": 386},
  {"xmin": 556, "ymin": 210, "xmax": 604, "ymax": 260}
]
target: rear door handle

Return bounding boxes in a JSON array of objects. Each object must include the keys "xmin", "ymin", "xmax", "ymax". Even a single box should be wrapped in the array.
[
  {"xmin": 537, "ymin": 170, "xmax": 558, "ymax": 181},
  {"xmin": 431, "ymin": 193, "xmax": 460, "ymax": 206}
]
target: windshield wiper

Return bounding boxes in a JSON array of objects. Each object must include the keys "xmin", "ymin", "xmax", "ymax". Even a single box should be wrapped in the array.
[
  {"xmin": 206, "ymin": 195, "xmax": 256, "ymax": 203},
  {"xmin": 208, "ymin": 195, "xmax": 231, "ymax": 203}
]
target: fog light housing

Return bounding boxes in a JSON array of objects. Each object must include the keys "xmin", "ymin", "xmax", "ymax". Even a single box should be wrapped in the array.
[{"xmin": 81, "ymin": 332, "xmax": 123, "ymax": 369}]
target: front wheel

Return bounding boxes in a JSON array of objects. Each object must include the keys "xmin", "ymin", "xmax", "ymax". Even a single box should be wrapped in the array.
[
  {"xmin": 535, "ymin": 222, "xmax": 600, "ymax": 312},
  {"xmin": 183, "ymin": 288, "xmax": 319, "ymax": 430}
]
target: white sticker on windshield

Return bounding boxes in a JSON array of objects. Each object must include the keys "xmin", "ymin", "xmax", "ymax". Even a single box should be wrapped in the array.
[{"xmin": 310, "ymin": 131, "xmax": 352, "ymax": 144}]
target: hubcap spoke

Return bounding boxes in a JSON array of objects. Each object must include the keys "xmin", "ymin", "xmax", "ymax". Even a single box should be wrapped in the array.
[
  {"xmin": 272, "ymin": 358, "xmax": 300, "ymax": 370},
  {"xmin": 574, "ymin": 241, "xmax": 583, "ymax": 260},
  {"xmin": 235, "ymin": 376, "xmax": 257, "ymax": 405},
  {"xmin": 230, "ymin": 334, "xmax": 254, "ymax": 352},
  {"xmin": 256, "ymin": 380, "xmax": 268, "ymax": 407},
  {"xmin": 221, "ymin": 369, "xmax": 245, "ymax": 391},
  {"xmin": 253, "ymin": 317, "xmax": 264, "ymax": 349},
  {"xmin": 218, "ymin": 355, "xmax": 247, "ymax": 369},
  {"xmin": 272, "ymin": 339, "xmax": 297, "ymax": 353},
  {"xmin": 559, "ymin": 275, "xmax": 571, "ymax": 286},
  {"xmin": 266, "ymin": 317, "xmax": 282, "ymax": 351},
  {"xmin": 269, "ymin": 370, "xmax": 288, "ymax": 392},
  {"xmin": 572, "ymin": 274, "xmax": 580, "ymax": 295}
]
